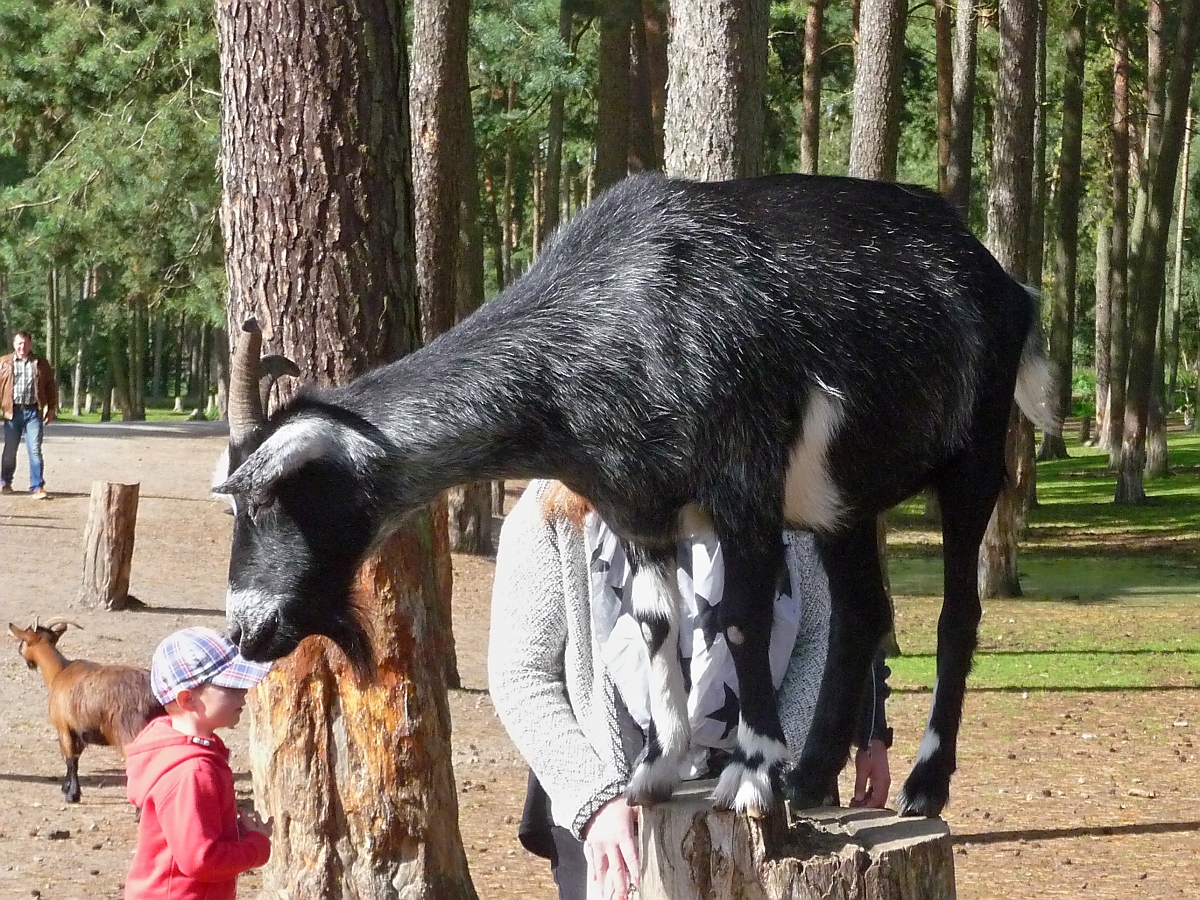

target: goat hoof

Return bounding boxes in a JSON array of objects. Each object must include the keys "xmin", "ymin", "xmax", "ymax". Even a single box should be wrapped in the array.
[
  {"xmin": 783, "ymin": 768, "xmax": 836, "ymax": 810},
  {"xmin": 897, "ymin": 766, "xmax": 950, "ymax": 818},
  {"xmin": 64, "ymin": 791, "xmax": 81, "ymax": 804},
  {"xmin": 711, "ymin": 757, "xmax": 782, "ymax": 815},
  {"xmin": 626, "ymin": 755, "xmax": 681, "ymax": 806}
]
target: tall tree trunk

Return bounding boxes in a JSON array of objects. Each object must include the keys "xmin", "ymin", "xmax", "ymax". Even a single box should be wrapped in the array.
[
  {"xmin": 502, "ymin": 79, "xmax": 516, "ymax": 286},
  {"xmin": 129, "ymin": 297, "xmax": 147, "ymax": 420},
  {"xmin": 541, "ymin": 2, "xmax": 573, "ymax": 244},
  {"xmin": 1117, "ymin": 0, "xmax": 1200, "ymax": 502},
  {"xmin": 979, "ymin": 0, "xmax": 1037, "ymax": 599},
  {"xmin": 411, "ymin": 0, "xmax": 468, "ymax": 343},
  {"xmin": 1038, "ymin": 1, "xmax": 1087, "ymax": 461},
  {"xmin": 1106, "ymin": 5, "xmax": 1132, "ymax": 460},
  {"xmin": 664, "ymin": 0, "xmax": 768, "ymax": 180},
  {"xmin": 111, "ymin": 320, "xmax": 134, "ymax": 422},
  {"xmin": 1094, "ymin": 213, "xmax": 1112, "ymax": 444},
  {"xmin": 799, "ymin": 0, "xmax": 825, "ymax": 175},
  {"xmin": 596, "ymin": 5, "xmax": 632, "ymax": 190},
  {"xmin": 151, "ymin": 308, "xmax": 165, "ymax": 401},
  {"xmin": 935, "ymin": 0, "xmax": 952, "ymax": 194},
  {"xmin": 641, "ymin": 0, "xmax": 668, "ymax": 165},
  {"xmin": 629, "ymin": 9, "xmax": 659, "ymax": 172},
  {"xmin": 216, "ymin": 0, "xmax": 476, "ymax": 895},
  {"xmin": 848, "ymin": 0, "xmax": 907, "ymax": 181},
  {"xmin": 1166, "ymin": 99, "xmax": 1193, "ymax": 407},
  {"xmin": 946, "ymin": 0, "xmax": 977, "ymax": 216},
  {"xmin": 448, "ymin": 78, "xmax": 494, "ymax": 559},
  {"xmin": 1026, "ymin": 0, "xmax": 1047, "ymax": 298}
]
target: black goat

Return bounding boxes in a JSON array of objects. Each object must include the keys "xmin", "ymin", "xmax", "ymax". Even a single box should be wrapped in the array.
[{"xmin": 216, "ymin": 172, "xmax": 1055, "ymax": 817}]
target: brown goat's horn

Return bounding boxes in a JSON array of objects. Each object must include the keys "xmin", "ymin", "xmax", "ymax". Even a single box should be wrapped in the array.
[
  {"xmin": 41, "ymin": 618, "xmax": 83, "ymax": 631},
  {"xmin": 229, "ymin": 318, "xmax": 266, "ymax": 443}
]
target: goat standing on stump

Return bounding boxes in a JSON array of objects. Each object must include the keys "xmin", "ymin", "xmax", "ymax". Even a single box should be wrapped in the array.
[
  {"xmin": 215, "ymin": 173, "xmax": 1056, "ymax": 817},
  {"xmin": 10, "ymin": 619, "xmax": 165, "ymax": 803}
]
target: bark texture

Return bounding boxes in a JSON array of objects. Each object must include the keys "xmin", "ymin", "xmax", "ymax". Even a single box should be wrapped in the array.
[
  {"xmin": 78, "ymin": 481, "xmax": 139, "ymax": 611},
  {"xmin": 979, "ymin": 0, "xmax": 1037, "ymax": 600},
  {"xmin": 596, "ymin": 5, "xmax": 632, "ymax": 191},
  {"xmin": 1039, "ymin": 1, "xmax": 1087, "ymax": 461},
  {"xmin": 217, "ymin": 1, "xmax": 474, "ymax": 895},
  {"xmin": 946, "ymin": 0, "xmax": 976, "ymax": 216},
  {"xmin": 664, "ymin": 0, "xmax": 768, "ymax": 180},
  {"xmin": 799, "ymin": 0, "xmax": 825, "ymax": 175},
  {"xmin": 1105, "ymin": 5, "xmax": 1131, "ymax": 458},
  {"xmin": 1118, "ymin": 0, "xmax": 1200, "ymax": 502},
  {"xmin": 848, "ymin": 0, "xmax": 908, "ymax": 181},
  {"xmin": 638, "ymin": 783, "xmax": 956, "ymax": 899}
]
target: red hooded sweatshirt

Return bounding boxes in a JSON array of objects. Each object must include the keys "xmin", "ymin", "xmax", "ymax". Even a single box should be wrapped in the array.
[{"xmin": 124, "ymin": 717, "xmax": 270, "ymax": 900}]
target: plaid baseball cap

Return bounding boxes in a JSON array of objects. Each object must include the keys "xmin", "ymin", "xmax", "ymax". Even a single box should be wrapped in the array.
[{"xmin": 150, "ymin": 626, "xmax": 273, "ymax": 705}]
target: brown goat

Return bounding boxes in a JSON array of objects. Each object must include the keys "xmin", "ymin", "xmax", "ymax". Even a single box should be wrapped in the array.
[{"xmin": 9, "ymin": 619, "xmax": 165, "ymax": 803}]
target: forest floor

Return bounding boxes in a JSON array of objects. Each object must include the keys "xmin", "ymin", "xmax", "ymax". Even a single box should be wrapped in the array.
[{"xmin": 0, "ymin": 421, "xmax": 1197, "ymax": 899}]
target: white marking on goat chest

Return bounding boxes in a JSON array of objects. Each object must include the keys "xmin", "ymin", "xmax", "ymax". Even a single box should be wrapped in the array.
[{"xmin": 782, "ymin": 389, "xmax": 846, "ymax": 530}]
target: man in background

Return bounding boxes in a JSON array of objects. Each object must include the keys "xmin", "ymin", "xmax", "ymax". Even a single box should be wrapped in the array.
[{"xmin": 0, "ymin": 331, "xmax": 58, "ymax": 498}]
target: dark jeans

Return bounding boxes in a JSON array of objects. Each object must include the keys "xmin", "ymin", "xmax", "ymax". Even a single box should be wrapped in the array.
[
  {"xmin": 1, "ymin": 406, "xmax": 44, "ymax": 490},
  {"xmin": 519, "ymin": 771, "xmax": 590, "ymax": 900}
]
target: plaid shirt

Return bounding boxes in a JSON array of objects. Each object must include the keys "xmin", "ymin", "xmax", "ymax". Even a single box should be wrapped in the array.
[{"xmin": 11, "ymin": 357, "xmax": 35, "ymax": 405}]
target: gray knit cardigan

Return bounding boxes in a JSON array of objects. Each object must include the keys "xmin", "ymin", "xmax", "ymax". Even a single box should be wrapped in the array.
[{"xmin": 488, "ymin": 480, "xmax": 831, "ymax": 839}]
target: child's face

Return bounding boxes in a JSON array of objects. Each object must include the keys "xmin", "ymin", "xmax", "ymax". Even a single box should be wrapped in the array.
[{"xmin": 190, "ymin": 683, "xmax": 250, "ymax": 731}]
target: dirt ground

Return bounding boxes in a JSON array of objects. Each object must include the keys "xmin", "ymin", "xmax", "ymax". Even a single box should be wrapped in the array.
[{"xmin": 1, "ymin": 422, "xmax": 1197, "ymax": 899}]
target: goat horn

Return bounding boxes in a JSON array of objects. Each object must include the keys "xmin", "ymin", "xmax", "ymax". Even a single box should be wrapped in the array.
[
  {"xmin": 257, "ymin": 354, "xmax": 301, "ymax": 419},
  {"xmin": 229, "ymin": 318, "xmax": 266, "ymax": 444},
  {"xmin": 41, "ymin": 618, "xmax": 83, "ymax": 630}
]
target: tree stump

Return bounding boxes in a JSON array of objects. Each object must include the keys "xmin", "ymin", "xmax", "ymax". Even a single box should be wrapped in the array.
[
  {"xmin": 79, "ymin": 481, "xmax": 140, "ymax": 610},
  {"xmin": 638, "ymin": 780, "xmax": 956, "ymax": 900}
]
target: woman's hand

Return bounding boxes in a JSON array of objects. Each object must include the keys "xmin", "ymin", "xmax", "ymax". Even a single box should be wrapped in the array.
[
  {"xmin": 850, "ymin": 738, "xmax": 891, "ymax": 809},
  {"xmin": 583, "ymin": 796, "xmax": 640, "ymax": 900}
]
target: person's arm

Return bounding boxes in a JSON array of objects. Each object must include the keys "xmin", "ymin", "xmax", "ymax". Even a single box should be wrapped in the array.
[
  {"xmin": 488, "ymin": 484, "xmax": 628, "ymax": 840},
  {"xmin": 776, "ymin": 532, "xmax": 831, "ymax": 758},
  {"xmin": 38, "ymin": 359, "xmax": 57, "ymax": 421},
  {"xmin": 155, "ymin": 763, "xmax": 271, "ymax": 880},
  {"xmin": 851, "ymin": 649, "xmax": 893, "ymax": 808}
]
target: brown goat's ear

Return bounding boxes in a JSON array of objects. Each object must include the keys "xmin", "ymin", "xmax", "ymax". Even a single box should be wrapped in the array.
[{"xmin": 8, "ymin": 624, "xmax": 28, "ymax": 641}]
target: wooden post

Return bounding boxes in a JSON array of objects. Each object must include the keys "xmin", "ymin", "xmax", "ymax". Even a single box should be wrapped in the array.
[
  {"xmin": 79, "ymin": 481, "xmax": 140, "ymax": 610},
  {"xmin": 638, "ymin": 780, "xmax": 956, "ymax": 900}
]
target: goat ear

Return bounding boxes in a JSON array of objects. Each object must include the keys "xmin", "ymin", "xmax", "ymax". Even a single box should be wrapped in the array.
[
  {"xmin": 213, "ymin": 416, "xmax": 384, "ymax": 500},
  {"xmin": 7, "ymin": 624, "xmax": 23, "ymax": 639}
]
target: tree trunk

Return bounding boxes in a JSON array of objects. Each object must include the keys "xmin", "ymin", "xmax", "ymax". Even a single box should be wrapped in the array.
[
  {"xmin": 1106, "ymin": 5, "xmax": 1132, "ymax": 461},
  {"xmin": 1038, "ymin": 1, "xmax": 1087, "ymax": 461},
  {"xmin": 980, "ymin": 0, "xmax": 1037, "ymax": 599},
  {"xmin": 1094, "ymin": 213, "xmax": 1112, "ymax": 445},
  {"xmin": 411, "ymin": 0, "xmax": 469, "ymax": 344},
  {"xmin": 946, "ymin": 0, "xmax": 977, "ymax": 217},
  {"xmin": 213, "ymin": 325, "xmax": 230, "ymax": 421},
  {"xmin": 1166, "ymin": 99, "xmax": 1193, "ymax": 407},
  {"xmin": 1118, "ymin": 0, "xmax": 1200, "ymax": 503},
  {"xmin": 934, "ymin": 0, "xmax": 952, "ymax": 194},
  {"xmin": 129, "ymin": 298, "xmax": 147, "ymax": 420},
  {"xmin": 216, "ymin": 0, "xmax": 476, "ymax": 895},
  {"xmin": 664, "ymin": 0, "xmax": 768, "ymax": 180},
  {"xmin": 638, "ymin": 782, "xmax": 956, "ymax": 899},
  {"xmin": 151, "ymin": 309, "xmax": 165, "ymax": 401},
  {"xmin": 79, "ymin": 481, "xmax": 140, "ymax": 611},
  {"xmin": 1026, "ymin": 0, "xmax": 1047, "ymax": 299},
  {"xmin": 799, "ymin": 0, "xmax": 825, "ymax": 175},
  {"xmin": 641, "ymin": 0, "xmax": 669, "ymax": 165},
  {"xmin": 596, "ymin": 6, "xmax": 632, "ymax": 191},
  {"xmin": 541, "ymin": 2, "xmax": 572, "ymax": 243},
  {"xmin": 848, "ymin": 0, "xmax": 907, "ymax": 181},
  {"xmin": 629, "ymin": 10, "xmax": 658, "ymax": 173}
]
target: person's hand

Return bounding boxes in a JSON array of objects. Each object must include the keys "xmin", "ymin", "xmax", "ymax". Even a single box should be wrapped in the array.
[
  {"xmin": 239, "ymin": 809, "xmax": 274, "ymax": 839},
  {"xmin": 583, "ymin": 796, "xmax": 639, "ymax": 900},
  {"xmin": 850, "ymin": 738, "xmax": 891, "ymax": 809},
  {"xmin": 43, "ymin": 410, "xmax": 55, "ymax": 424}
]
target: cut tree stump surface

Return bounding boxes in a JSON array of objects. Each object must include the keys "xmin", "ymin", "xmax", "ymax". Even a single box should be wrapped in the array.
[{"xmin": 638, "ymin": 779, "xmax": 956, "ymax": 900}]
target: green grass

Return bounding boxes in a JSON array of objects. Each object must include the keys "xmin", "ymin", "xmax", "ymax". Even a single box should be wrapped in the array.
[
  {"xmin": 886, "ymin": 431, "xmax": 1200, "ymax": 693},
  {"xmin": 54, "ymin": 404, "xmax": 212, "ymax": 425}
]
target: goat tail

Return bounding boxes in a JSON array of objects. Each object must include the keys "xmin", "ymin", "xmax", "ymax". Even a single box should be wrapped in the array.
[{"xmin": 1013, "ymin": 286, "xmax": 1059, "ymax": 433}]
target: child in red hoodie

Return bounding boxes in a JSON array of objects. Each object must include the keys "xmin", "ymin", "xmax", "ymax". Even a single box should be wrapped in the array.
[{"xmin": 124, "ymin": 627, "xmax": 274, "ymax": 899}]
